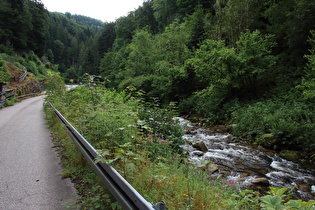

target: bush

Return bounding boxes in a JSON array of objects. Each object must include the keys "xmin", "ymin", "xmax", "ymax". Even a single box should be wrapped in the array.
[
  {"xmin": 0, "ymin": 57, "xmax": 11, "ymax": 82},
  {"xmin": 45, "ymin": 84, "xmax": 239, "ymax": 209},
  {"xmin": 231, "ymin": 100, "xmax": 315, "ymax": 151},
  {"xmin": 4, "ymin": 96, "xmax": 17, "ymax": 106}
]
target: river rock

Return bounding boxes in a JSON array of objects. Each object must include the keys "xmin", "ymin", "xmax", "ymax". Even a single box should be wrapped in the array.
[
  {"xmin": 257, "ymin": 145, "xmax": 266, "ymax": 151},
  {"xmin": 207, "ymin": 163, "xmax": 219, "ymax": 174},
  {"xmin": 193, "ymin": 141, "xmax": 208, "ymax": 152},
  {"xmin": 298, "ymin": 183, "xmax": 311, "ymax": 192},
  {"xmin": 186, "ymin": 140, "xmax": 193, "ymax": 145},
  {"xmin": 191, "ymin": 151, "xmax": 204, "ymax": 156},
  {"xmin": 250, "ymin": 177, "xmax": 269, "ymax": 186},
  {"xmin": 239, "ymin": 173, "xmax": 251, "ymax": 179}
]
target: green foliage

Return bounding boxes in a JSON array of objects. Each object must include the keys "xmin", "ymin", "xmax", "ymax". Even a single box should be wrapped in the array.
[
  {"xmin": 98, "ymin": 22, "xmax": 116, "ymax": 55},
  {"xmin": 298, "ymin": 31, "xmax": 315, "ymax": 102},
  {"xmin": 186, "ymin": 30, "xmax": 276, "ymax": 122},
  {"xmin": 1, "ymin": 52, "xmax": 53, "ymax": 80},
  {"xmin": 0, "ymin": 57, "xmax": 10, "ymax": 82},
  {"xmin": 220, "ymin": 0, "xmax": 262, "ymax": 46},
  {"xmin": 125, "ymin": 29, "xmax": 157, "ymax": 77},
  {"xmin": 236, "ymin": 30, "xmax": 277, "ymax": 87},
  {"xmin": 153, "ymin": 0, "xmax": 179, "ymax": 29},
  {"xmin": 65, "ymin": 13, "xmax": 104, "ymax": 30},
  {"xmin": 226, "ymin": 189, "xmax": 260, "ymax": 209},
  {"xmin": 46, "ymin": 12, "xmax": 100, "ymax": 74},
  {"xmin": 231, "ymin": 100, "xmax": 315, "ymax": 151},
  {"xmin": 260, "ymin": 187, "xmax": 315, "ymax": 210},
  {"xmin": 0, "ymin": 0, "xmax": 47, "ymax": 54},
  {"xmin": 44, "ymin": 73, "xmax": 66, "ymax": 103},
  {"xmin": 226, "ymin": 187, "xmax": 315, "ymax": 209},
  {"xmin": 45, "ymin": 82, "xmax": 315, "ymax": 209},
  {"xmin": 4, "ymin": 96, "xmax": 17, "ymax": 106},
  {"xmin": 137, "ymin": 97, "xmax": 184, "ymax": 156},
  {"xmin": 102, "ymin": 22, "xmax": 192, "ymax": 102},
  {"xmin": 265, "ymin": 0, "xmax": 315, "ymax": 68}
]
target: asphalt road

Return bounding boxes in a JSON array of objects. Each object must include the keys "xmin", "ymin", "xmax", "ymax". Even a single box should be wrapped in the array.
[{"xmin": 0, "ymin": 96, "xmax": 77, "ymax": 209}]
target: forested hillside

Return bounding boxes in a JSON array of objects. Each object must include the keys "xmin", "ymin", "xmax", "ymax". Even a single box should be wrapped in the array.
[
  {"xmin": 0, "ymin": 0, "xmax": 103, "ymax": 80},
  {"xmin": 0, "ymin": 0, "xmax": 314, "ymax": 156}
]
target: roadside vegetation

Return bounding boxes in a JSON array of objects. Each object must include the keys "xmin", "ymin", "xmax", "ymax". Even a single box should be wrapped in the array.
[{"xmin": 44, "ymin": 77, "xmax": 315, "ymax": 209}]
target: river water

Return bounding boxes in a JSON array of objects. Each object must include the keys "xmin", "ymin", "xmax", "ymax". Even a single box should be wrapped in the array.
[{"xmin": 177, "ymin": 118, "xmax": 315, "ymax": 201}]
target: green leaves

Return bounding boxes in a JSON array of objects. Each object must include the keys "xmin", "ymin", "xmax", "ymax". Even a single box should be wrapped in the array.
[
  {"xmin": 0, "ymin": 56, "xmax": 10, "ymax": 82},
  {"xmin": 231, "ymin": 100, "xmax": 315, "ymax": 150},
  {"xmin": 299, "ymin": 31, "xmax": 315, "ymax": 102},
  {"xmin": 260, "ymin": 195, "xmax": 285, "ymax": 210},
  {"xmin": 185, "ymin": 30, "xmax": 277, "ymax": 121},
  {"xmin": 259, "ymin": 187, "xmax": 315, "ymax": 210}
]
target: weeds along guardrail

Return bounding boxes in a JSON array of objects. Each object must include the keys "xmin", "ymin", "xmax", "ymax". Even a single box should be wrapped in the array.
[{"xmin": 48, "ymin": 102, "xmax": 166, "ymax": 210}]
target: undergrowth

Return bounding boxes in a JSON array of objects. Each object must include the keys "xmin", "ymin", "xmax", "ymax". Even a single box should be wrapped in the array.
[{"xmin": 44, "ymin": 77, "xmax": 315, "ymax": 209}]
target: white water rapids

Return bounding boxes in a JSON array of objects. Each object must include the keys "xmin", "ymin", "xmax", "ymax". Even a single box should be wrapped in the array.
[{"xmin": 177, "ymin": 117, "xmax": 315, "ymax": 201}]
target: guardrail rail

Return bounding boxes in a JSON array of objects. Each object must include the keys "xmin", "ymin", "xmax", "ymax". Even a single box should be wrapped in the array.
[
  {"xmin": 48, "ymin": 102, "xmax": 166, "ymax": 210},
  {"xmin": 19, "ymin": 69, "xmax": 27, "ymax": 82}
]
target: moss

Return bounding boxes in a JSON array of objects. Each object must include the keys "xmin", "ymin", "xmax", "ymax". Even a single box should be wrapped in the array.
[
  {"xmin": 279, "ymin": 150, "xmax": 301, "ymax": 162},
  {"xmin": 256, "ymin": 133, "xmax": 277, "ymax": 148}
]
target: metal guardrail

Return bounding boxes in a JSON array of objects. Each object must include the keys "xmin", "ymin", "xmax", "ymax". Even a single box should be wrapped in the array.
[
  {"xmin": 48, "ymin": 102, "xmax": 166, "ymax": 210},
  {"xmin": 19, "ymin": 70, "xmax": 27, "ymax": 82}
]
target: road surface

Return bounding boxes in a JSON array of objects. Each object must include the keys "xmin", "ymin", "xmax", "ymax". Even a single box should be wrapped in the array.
[{"xmin": 0, "ymin": 96, "xmax": 77, "ymax": 209}]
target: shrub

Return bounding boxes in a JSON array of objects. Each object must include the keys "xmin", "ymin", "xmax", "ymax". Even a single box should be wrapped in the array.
[
  {"xmin": 231, "ymin": 100, "xmax": 315, "ymax": 151},
  {"xmin": 0, "ymin": 57, "xmax": 10, "ymax": 82}
]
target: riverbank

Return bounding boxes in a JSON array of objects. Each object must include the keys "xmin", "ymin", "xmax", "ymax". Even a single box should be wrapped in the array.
[{"xmin": 178, "ymin": 117, "xmax": 315, "ymax": 201}]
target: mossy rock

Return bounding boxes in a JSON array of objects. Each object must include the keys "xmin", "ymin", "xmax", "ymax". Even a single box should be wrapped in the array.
[
  {"xmin": 256, "ymin": 133, "xmax": 277, "ymax": 148},
  {"xmin": 279, "ymin": 150, "xmax": 301, "ymax": 162},
  {"xmin": 192, "ymin": 141, "xmax": 208, "ymax": 152}
]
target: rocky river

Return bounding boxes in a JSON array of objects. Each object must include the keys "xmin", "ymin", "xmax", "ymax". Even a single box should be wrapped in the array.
[{"xmin": 177, "ymin": 117, "xmax": 315, "ymax": 201}]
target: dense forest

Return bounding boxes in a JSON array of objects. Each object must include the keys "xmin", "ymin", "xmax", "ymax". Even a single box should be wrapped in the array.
[{"xmin": 0, "ymin": 0, "xmax": 315, "ymax": 156}]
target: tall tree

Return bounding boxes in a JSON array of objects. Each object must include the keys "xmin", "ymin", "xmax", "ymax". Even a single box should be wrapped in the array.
[
  {"xmin": 27, "ymin": 0, "xmax": 48, "ymax": 55},
  {"xmin": 134, "ymin": 0, "xmax": 159, "ymax": 34},
  {"xmin": 221, "ymin": 0, "xmax": 261, "ymax": 46},
  {"xmin": 98, "ymin": 22, "xmax": 116, "ymax": 56},
  {"xmin": 0, "ymin": 0, "xmax": 32, "ymax": 51},
  {"xmin": 153, "ymin": 0, "xmax": 179, "ymax": 29},
  {"xmin": 265, "ymin": 0, "xmax": 315, "ymax": 68}
]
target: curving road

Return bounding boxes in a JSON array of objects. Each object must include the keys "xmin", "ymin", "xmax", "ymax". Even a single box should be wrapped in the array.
[{"xmin": 0, "ymin": 96, "xmax": 77, "ymax": 209}]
